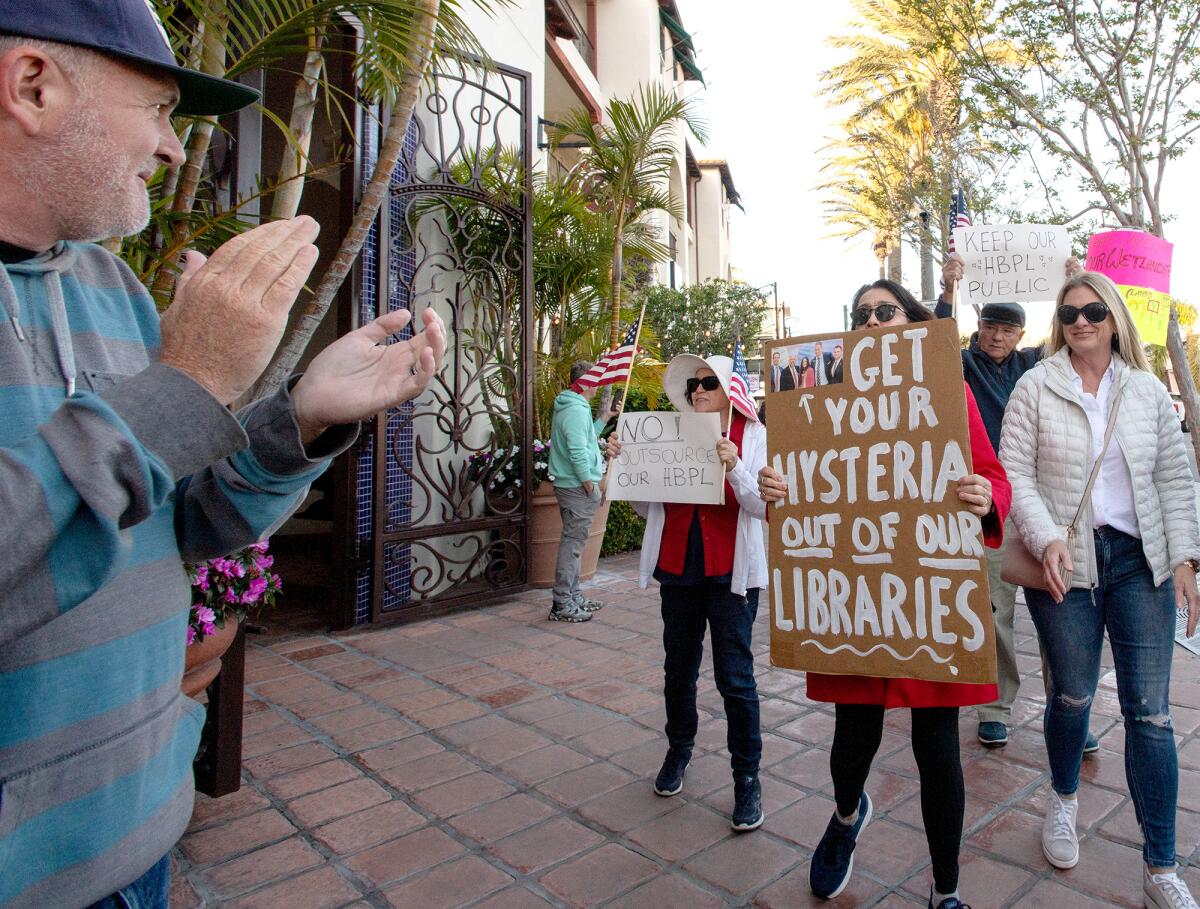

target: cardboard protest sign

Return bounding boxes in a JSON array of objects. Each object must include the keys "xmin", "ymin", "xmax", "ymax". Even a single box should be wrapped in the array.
[
  {"xmin": 1086, "ymin": 230, "xmax": 1175, "ymax": 345},
  {"xmin": 952, "ymin": 223, "xmax": 1070, "ymax": 308},
  {"xmin": 607, "ymin": 411, "xmax": 724, "ymax": 504},
  {"xmin": 765, "ymin": 318, "xmax": 997, "ymax": 684}
]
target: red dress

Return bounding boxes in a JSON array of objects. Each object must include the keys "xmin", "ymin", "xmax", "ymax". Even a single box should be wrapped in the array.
[{"xmin": 806, "ymin": 384, "xmax": 1012, "ymax": 708}]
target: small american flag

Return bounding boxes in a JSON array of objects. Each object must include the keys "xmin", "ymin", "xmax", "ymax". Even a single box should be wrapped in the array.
[
  {"xmin": 730, "ymin": 339, "xmax": 760, "ymax": 423},
  {"xmin": 947, "ymin": 188, "xmax": 971, "ymax": 253},
  {"xmin": 572, "ymin": 316, "xmax": 641, "ymax": 390}
]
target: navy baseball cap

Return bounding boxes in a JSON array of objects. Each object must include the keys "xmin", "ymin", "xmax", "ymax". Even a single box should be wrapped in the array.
[{"xmin": 0, "ymin": 0, "xmax": 258, "ymax": 116}]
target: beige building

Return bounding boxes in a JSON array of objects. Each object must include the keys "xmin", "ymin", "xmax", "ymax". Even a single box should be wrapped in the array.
[{"xmin": 467, "ymin": 0, "xmax": 741, "ymax": 289}]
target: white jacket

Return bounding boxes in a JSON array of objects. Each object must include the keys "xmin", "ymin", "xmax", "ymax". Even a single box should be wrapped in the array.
[
  {"xmin": 999, "ymin": 347, "xmax": 1200, "ymax": 588},
  {"xmin": 632, "ymin": 420, "xmax": 768, "ymax": 596}
]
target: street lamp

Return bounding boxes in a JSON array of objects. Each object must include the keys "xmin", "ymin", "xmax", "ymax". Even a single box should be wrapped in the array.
[{"xmin": 752, "ymin": 281, "xmax": 781, "ymax": 339}]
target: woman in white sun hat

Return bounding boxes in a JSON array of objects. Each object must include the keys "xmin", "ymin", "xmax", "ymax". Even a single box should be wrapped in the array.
[{"xmin": 606, "ymin": 352, "xmax": 768, "ymax": 832}]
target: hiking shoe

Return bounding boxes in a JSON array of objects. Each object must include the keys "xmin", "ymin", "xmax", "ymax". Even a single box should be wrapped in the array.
[
  {"xmin": 573, "ymin": 596, "xmax": 605, "ymax": 612},
  {"xmin": 928, "ymin": 890, "xmax": 973, "ymax": 909},
  {"xmin": 977, "ymin": 721, "xmax": 1008, "ymax": 748},
  {"xmin": 653, "ymin": 748, "xmax": 690, "ymax": 796},
  {"xmin": 548, "ymin": 601, "xmax": 592, "ymax": 623},
  {"xmin": 1083, "ymin": 732, "xmax": 1100, "ymax": 755},
  {"xmin": 810, "ymin": 791, "xmax": 872, "ymax": 899},
  {"xmin": 1042, "ymin": 790, "xmax": 1079, "ymax": 869},
  {"xmin": 1144, "ymin": 866, "xmax": 1199, "ymax": 908},
  {"xmin": 731, "ymin": 774, "xmax": 764, "ymax": 831}
]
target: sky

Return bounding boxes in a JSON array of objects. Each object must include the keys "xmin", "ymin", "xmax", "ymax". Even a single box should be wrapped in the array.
[{"xmin": 675, "ymin": 0, "xmax": 1200, "ymax": 342}]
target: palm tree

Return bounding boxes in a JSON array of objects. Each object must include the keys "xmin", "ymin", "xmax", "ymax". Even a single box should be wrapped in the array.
[
  {"xmin": 820, "ymin": 0, "xmax": 1014, "ymax": 293},
  {"xmin": 550, "ymin": 82, "xmax": 707, "ymax": 352}
]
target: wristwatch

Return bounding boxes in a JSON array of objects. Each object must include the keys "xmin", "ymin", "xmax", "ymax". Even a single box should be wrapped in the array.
[{"xmin": 1184, "ymin": 558, "xmax": 1200, "ymax": 573}]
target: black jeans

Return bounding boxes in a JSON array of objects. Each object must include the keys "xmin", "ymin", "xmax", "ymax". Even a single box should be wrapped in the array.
[
  {"xmin": 831, "ymin": 703, "xmax": 964, "ymax": 894},
  {"xmin": 660, "ymin": 583, "xmax": 761, "ymax": 777}
]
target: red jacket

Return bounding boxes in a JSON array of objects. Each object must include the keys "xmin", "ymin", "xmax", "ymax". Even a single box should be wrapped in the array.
[{"xmin": 806, "ymin": 384, "xmax": 1012, "ymax": 709}]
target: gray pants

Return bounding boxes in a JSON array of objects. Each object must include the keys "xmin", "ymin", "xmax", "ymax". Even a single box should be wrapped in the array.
[
  {"xmin": 553, "ymin": 484, "xmax": 601, "ymax": 605},
  {"xmin": 979, "ymin": 526, "xmax": 1020, "ymax": 724}
]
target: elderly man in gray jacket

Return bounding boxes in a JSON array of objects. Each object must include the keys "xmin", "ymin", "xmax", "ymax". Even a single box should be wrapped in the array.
[{"xmin": 0, "ymin": 4, "xmax": 444, "ymax": 907}]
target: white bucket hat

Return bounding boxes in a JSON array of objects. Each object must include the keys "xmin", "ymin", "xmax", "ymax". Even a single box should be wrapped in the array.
[{"xmin": 663, "ymin": 353, "xmax": 758, "ymax": 421}]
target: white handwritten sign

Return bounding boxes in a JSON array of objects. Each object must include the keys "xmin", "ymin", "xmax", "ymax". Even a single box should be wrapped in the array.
[
  {"xmin": 765, "ymin": 319, "xmax": 997, "ymax": 684},
  {"xmin": 607, "ymin": 411, "xmax": 724, "ymax": 504},
  {"xmin": 953, "ymin": 223, "xmax": 1070, "ymax": 308}
]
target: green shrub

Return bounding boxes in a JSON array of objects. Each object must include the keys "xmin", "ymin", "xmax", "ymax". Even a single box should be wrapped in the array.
[{"xmin": 601, "ymin": 499, "xmax": 646, "ymax": 556}]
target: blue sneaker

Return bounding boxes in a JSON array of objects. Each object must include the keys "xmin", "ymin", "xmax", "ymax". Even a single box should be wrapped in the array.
[
  {"xmin": 977, "ymin": 721, "xmax": 1008, "ymax": 748},
  {"xmin": 1082, "ymin": 732, "xmax": 1100, "ymax": 755},
  {"xmin": 928, "ymin": 889, "xmax": 972, "ymax": 909},
  {"xmin": 809, "ymin": 792, "xmax": 873, "ymax": 899},
  {"xmin": 653, "ymin": 748, "xmax": 690, "ymax": 796}
]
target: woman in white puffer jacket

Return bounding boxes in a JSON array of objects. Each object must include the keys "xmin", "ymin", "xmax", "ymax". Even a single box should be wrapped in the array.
[{"xmin": 1000, "ymin": 270, "xmax": 1200, "ymax": 909}]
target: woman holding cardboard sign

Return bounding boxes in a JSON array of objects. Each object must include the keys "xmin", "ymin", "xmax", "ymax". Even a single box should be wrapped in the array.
[
  {"xmin": 605, "ymin": 353, "xmax": 768, "ymax": 832},
  {"xmin": 757, "ymin": 280, "xmax": 1011, "ymax": 909},
  {"xmin": 1000, "ymin": 271, "xmax": 1200, "ymax": 908}
]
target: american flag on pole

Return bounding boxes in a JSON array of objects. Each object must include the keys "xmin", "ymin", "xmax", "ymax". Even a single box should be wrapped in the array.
[
  {"xmin": 947, "ymin": 188, "xmax": 972, "ymax": 253},
  {"xmin": 730, "ymin": 339, "xmax": 760, "ymax": 423},
  {"xmin": 572, "ymin": 316, "xmax": 641, "ymax": 390}
]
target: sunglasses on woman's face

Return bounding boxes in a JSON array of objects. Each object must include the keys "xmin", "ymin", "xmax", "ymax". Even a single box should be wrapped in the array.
[
  {"xmin": 1056, "ymin": 301, "xmax": 1110, "ymax": 325},
  {"xmin": 686, "ymin": 375, "xmax": 722, "ymax": 395},
  {"xmin": 850, "ymin": 302, "xmax": 900, "ymax": 327}
]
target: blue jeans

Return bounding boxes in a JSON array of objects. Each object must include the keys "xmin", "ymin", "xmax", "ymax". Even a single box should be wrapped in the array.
[
  {"xmin": 85, "ymin": 853, "xmax": 170, "ymax": 909},
  {"xmin": 1025, "ymin": 527, "xmax": 1178, "ymax": 867},
  {"xmin": 660, "ymin": 584, "xmax": 761, "ymax": 776}
]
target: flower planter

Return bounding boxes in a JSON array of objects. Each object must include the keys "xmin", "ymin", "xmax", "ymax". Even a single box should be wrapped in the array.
[
  {"xmin": 182, "ymin": 620, "xmax": 239, "ymax": 700},
  {"xmin": 528, "ymin": 483, "xmax": 610, "ymax": 588}
]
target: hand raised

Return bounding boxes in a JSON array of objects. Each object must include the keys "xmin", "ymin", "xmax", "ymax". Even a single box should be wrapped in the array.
[
  {"xmin": 291, "ymin": 307, "xmax": 446, "ymax": 442},
  {"xmin": 942, "ymin": 253, "xmax": 965, "ymax": 287},
  {"xmin": 159, "ymin": 217, "xmax": 321, "ymax": 405}
]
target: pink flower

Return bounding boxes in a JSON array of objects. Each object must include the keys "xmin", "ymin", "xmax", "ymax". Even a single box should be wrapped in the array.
[
  {"xmin": 202, "ymin": 621, "xmax": 216, "ymax": 636},
  {"xmin": 186, "ymin": 626, "xmax": 197, "ymax": 646},
  {"xmin": 254, "ymin": 555, "xmax": 274, "ymax": 571},
  {"xmin": 196, "ymin": 606, "xmax": 216, "ymax": 625},
  {"xmin": 249, "ymin": 541, "xmax": 270, "ymax": 554},
  {"xmin": 224, "ymin": 588, "xmax": 239, "ymax": 604},
  {"xmin": 241, "ymin": 576, "xmax": 269, "ymax": 604}
]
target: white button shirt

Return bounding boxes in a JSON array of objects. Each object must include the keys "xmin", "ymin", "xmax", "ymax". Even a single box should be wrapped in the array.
[{"xmin": 1068, "ymin": 359, "xmax": 1140, "ymax": 537}]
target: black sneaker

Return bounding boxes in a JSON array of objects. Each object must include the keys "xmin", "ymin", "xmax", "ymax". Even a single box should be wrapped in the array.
[
  {"xmin": 731, "ymin": 774, "xmax": 764, "ymax": 831},
  {"xmin": 548, "ymin": 601, "xmax": 592, "ymax": 623},
  {"xmin": 977, "ymin": 721, "xmax": 1008, "ymax": 748},
  {"xmin": 1082, "ymin": 732, "xmax": 1100, "ymax": 755},
  {"xmin": 928, "ymin": 889, "xmax": 972, "ymax": 909},
  {"xmin": 809, "ymin": 792, "xmax": 873, "ymax": 899},
  {"xmin": 653, "ymin": 748, "xmax": 690, "ymax": 796}
]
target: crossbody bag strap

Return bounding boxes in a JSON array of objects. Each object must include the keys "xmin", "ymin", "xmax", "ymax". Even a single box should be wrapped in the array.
[{"xmin": 1069, "ymin": 380, "xmax": 1125, "ymax": 531}]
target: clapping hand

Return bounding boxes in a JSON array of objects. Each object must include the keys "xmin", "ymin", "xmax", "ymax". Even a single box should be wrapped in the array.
[{"xmin": 291, "ymin": 308, "xmax": 446, "ymax": 444}]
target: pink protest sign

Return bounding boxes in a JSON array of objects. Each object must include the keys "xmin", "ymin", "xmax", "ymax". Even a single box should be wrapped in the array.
[{"xmin": 1085, "ymin": 230, "xmax": 1173, "ymax": 294}]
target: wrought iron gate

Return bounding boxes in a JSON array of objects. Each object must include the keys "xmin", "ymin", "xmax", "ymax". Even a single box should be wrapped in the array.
[{"xmin": 351, "ymin": 61, "xmax": 533, "ymax": 624}]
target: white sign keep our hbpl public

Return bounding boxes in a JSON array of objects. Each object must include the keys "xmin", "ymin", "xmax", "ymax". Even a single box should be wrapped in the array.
[
  {"xmin": 952, "ymin": 223, "xmax": 1070, "ymax": 308},
  {"xmin": 606, "ymin": 412, "xmax": 724, "ymax": 505}
]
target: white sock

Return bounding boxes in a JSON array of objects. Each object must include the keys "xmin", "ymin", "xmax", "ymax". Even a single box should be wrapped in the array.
[{"xmin": 932, "ymin": 889, "xmax": 959, "ymax": 906}]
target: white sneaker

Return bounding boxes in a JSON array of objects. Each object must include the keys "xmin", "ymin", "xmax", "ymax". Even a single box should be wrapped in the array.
[
  {"xmin": 1042, "ymin": 790, "xmax": 1079, "ymax": 869},
  {"xmin": 1144, "ymin": 867, "xmax": 1199, "ymax": 909}
]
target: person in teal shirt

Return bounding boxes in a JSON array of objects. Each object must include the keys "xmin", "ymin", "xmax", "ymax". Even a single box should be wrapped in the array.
[{"xmin": 548, "ymin": 361, "xmax": 619, "ymax": 621}]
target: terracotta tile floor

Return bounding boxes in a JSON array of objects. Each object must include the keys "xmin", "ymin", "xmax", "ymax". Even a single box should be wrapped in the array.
[{"xmin": 172, "ymin": 552, "xmax": 1200, "ymax": 908}]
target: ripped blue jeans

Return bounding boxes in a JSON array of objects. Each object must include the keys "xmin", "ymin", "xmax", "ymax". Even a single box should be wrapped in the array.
[{"xmin": 1025, "ymin": 527, "xmax": 1178, "ymax": 867}]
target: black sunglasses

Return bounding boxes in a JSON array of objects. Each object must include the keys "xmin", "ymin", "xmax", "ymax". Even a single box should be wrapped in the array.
[
  {"xmin": 850, "ymin": 303, "xmax": 900, "ymax": 327},
  {"xmin": 685, "ymin": 375, "xmax": 722, "ymax": 395},
  {"xmin": 1056, "ymin": 301, "xmax": 1110, "ymax": 325}
]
